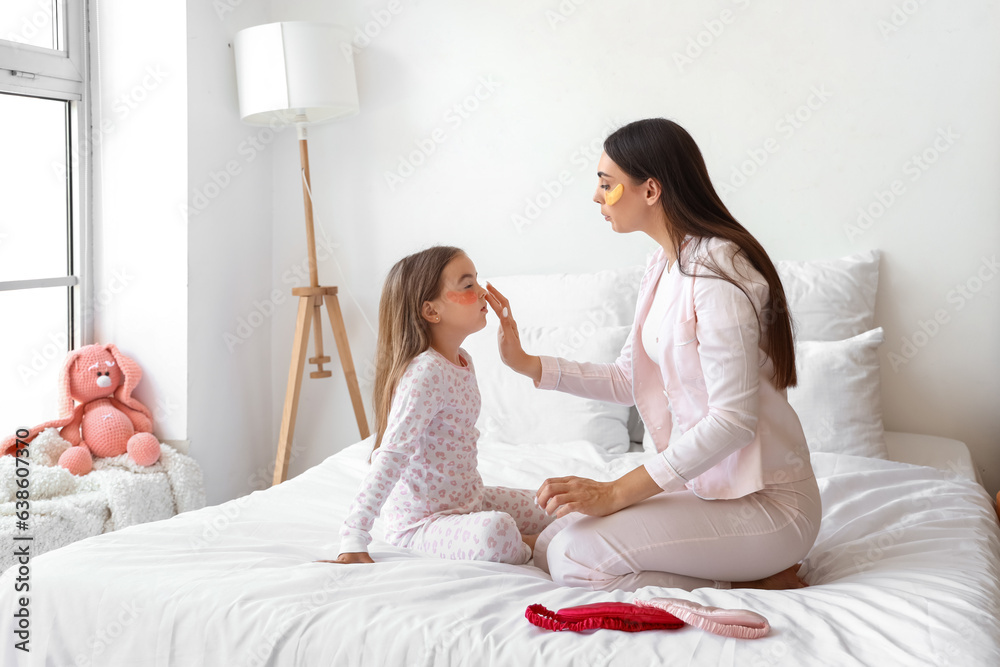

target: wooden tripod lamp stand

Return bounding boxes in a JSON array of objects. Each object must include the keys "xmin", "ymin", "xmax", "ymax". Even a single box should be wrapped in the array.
[{"xmin": 234, "ymin": 22, "xmax": 370, "ymax": 485}]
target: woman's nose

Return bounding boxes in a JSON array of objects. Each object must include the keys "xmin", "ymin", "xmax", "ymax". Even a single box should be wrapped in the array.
[{"xmin": 593, "ymin": 189, "xmax": 603, "ymax": 204}]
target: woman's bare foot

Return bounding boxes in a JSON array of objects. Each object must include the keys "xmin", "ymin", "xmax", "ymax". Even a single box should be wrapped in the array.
[
  {"xmin": 522, "ymin": 533, "xmax": 539, "ymax": 552},
  {"xmin": 734, "ymin": 564, "xmax": 808, "ymax": 590}
]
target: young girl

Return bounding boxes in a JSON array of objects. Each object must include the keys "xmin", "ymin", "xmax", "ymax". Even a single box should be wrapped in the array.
[{"xmin": 325, "ymin": 246, "xmax": 552, "ymax": 566}]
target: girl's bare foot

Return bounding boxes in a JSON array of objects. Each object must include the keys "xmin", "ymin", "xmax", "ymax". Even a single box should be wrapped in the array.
[
  {"xmin": 734, "ymin": 563, "xmax": 808, "ymax": 590},
  {"xmin": 522, "ymin": 533, "xmax": 539, "ymax": 552}
]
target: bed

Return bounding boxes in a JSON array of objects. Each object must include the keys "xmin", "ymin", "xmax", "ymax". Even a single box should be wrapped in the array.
[{"xmin": 3, "ymin": 250, "xmax": 1000, "ymax": 666}]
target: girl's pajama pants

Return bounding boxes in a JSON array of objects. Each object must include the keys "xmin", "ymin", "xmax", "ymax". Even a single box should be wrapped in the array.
[{"xmin": 388, "ymin": 486, "xmax": 554, "ymax": 565}]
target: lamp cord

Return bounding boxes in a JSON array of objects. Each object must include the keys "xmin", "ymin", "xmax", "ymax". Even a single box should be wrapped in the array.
[{"xmin": 301, "ymin": 169, "xmax": 378, "ymax": 337}]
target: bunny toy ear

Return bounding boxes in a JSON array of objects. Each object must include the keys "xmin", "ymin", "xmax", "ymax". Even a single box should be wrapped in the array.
[
  {"xmin": 57, "ymin": 348, "xmax": 86, "ymax": 418},
  {"xmin": 107, "ymin": 344, "xmax": 151, "ymax": 419}
]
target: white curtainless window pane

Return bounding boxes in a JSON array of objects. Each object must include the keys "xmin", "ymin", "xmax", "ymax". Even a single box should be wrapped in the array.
[
  {"xmin": 0, "ymin": 286, "xmax": 69, "ymax": 437},
  {"xmin": 0, "ymin": 0, "xmax": 61, "ymax": 52},
  {"xmin": 0, "ymin": 92, "xmax": 69, "ymax": 283}
]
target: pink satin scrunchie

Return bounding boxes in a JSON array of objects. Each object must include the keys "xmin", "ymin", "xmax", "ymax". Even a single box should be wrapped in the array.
[
  {"xmin": 635, "ymin": 598, "xmax": 770, "ymax": 640},
  {"xmin": 525, "ymin": 598, "xmax": 770, "ymax": 639}
]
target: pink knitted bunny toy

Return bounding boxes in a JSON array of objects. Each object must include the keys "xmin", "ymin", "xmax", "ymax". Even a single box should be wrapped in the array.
[{"xmin": 0, "ymin": 344, "xmax": 161, "ymax": 475}]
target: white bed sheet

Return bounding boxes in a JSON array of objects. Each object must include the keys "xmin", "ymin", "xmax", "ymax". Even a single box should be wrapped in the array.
[
  {"xmin": 883, "ymin": 431, "xmax": 981, "ymax": 484},
  {"xmin": 2, "ymin": 436, "xmax": 999, "ymax": 667}
]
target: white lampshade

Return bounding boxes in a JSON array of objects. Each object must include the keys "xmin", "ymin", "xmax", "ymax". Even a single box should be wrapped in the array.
[{"xmin": 233, "ymin": 21, "xmax": 359, "ymax": 126}]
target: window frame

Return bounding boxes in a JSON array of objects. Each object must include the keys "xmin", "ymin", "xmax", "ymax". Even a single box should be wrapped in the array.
[
  {"xmin": 0, "ymin": 0, "xmax": 92, "ymax": 349},
  {"xmin": 0, "ymin": 0, "xmax": 85, "ymax": 97}
]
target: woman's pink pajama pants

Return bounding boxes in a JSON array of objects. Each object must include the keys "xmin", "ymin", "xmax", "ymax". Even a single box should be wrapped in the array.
[{"xmin": 533, "ymin": 475, "xmax": 822, "ymax": 592}]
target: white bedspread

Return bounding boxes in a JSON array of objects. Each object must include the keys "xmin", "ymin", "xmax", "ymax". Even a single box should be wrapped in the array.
[{"xmin": 2, "ymin": 440, "xmax": 999, "ymax": 666}]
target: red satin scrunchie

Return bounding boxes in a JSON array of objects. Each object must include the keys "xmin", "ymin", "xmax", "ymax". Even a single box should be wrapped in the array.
[
  {"xmin": 525, "ymin": 602, "xmax": 684, "ymax": 633},
  {"xmin": 525, "ymin": 598, "xmax": 770, "ymax": 639}
]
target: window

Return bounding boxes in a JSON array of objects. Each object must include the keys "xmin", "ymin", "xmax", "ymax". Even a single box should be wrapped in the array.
[{"xmin": 0, "ymin": 0, "xmax": 91, "ymax": 436}]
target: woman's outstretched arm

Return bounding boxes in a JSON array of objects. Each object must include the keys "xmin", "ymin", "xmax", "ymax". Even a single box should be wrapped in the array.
[
  {"xmin": 484, "ymin": 285, "xmax": 542, "ymax": 383},
  {"xmin": 485, "ymin": 283, "xmax": 635, "ymax": 404}
]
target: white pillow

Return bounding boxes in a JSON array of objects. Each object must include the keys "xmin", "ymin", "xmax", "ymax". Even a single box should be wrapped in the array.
[
  {"xmin": 483, "ymin": 265, "xmax": 645, "ymax": 329},
  {"xmin": 464, "ymin": 324, "xmax": 633, "ymax": 453},
  {"xmin": 484, "ymin": 265, "xmax": 646, "ymax": 445},
  {"xmin": 776, "ymin": 250, "xmax": 880, "ymax": 342},
  {"xmin": 787, "ymin": 327, "xmax": 888, "ymax": 458}
]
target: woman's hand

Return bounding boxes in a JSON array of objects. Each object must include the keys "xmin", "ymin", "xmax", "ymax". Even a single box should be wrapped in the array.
[
  {"xmin": 316, "ymin": 552, "xmax": 374, "ymax": 565},
  {"xmin": 536, "ymin": 476, "xmax": 620, "ymax": 519},
  {"xmin": 536, "ymin": 467, "xmax": 664, "ymax": 519},
  {"xmin": 484, "ymin": 283, "xmax": 541, "ymax": 384}
]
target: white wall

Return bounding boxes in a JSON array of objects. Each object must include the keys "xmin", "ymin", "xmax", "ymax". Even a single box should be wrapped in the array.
[
  {"xmin": 92, "ymin": 1, "xmax": 188, "ymax": 443},
  {"xmin": 93, "ymin": 1, "xmax": 999, "ymax": 504},
  {"xmin": 95, "ymin": 0, "xmax": 276, "ymax": 505},
  {"xmin": 186, "ymin": 1, "xmax": 276, "ymax": 505},
  {"xmin": 265, "ymin": 0, "xmax": 1000, "ymax": 496}
]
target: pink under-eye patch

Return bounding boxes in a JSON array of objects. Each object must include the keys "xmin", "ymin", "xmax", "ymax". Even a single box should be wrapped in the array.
[{"xmin": 445, "ymin": 290, "xmax": 479, "ymax": 305}]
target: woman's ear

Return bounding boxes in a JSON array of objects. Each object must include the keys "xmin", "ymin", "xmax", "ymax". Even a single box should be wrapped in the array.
[
  {"xmin": 644, "ymin": 177, "xmax": 663, "ymax": 207},
  {"xmin": 421, "ymin": 301, "xmax": 440, "ymax": 324}
]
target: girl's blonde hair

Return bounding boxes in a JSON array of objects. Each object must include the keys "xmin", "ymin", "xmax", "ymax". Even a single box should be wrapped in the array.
[{"xmin": 372, "ymin": 245, "xmax": 464, "ymax": 454}]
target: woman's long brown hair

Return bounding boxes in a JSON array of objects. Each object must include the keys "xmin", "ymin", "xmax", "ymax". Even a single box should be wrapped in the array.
[
  {"xmin": 371, "ymin": 246, "xmax": 464, "ymax": 455},
  {"xmin": 604, "ymin": 118, "xmax": 797, "ymax": 388}
]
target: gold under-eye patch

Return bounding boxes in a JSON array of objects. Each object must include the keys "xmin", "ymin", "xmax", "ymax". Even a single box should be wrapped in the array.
[{"xmin": 605, "ymin": 183, "xmax": 623, "ymax": 206}]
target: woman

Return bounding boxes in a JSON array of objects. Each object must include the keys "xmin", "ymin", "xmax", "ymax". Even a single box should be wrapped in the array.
[{"xmin": 483, "ymin": 118, "xmax": 821, "ymax": 592}]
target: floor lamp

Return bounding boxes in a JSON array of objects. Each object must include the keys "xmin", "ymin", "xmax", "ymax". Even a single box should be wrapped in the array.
[{"xmin": 234, "ymin": 21, "xmax": 370, "ymax": 485}]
